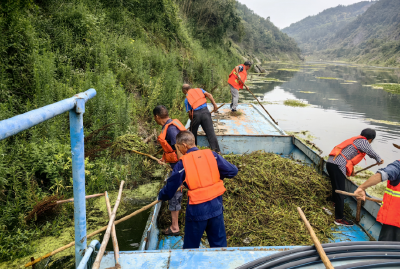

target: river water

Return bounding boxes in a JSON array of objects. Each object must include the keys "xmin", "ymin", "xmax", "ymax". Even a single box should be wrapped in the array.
[{"xmin": 243, "ymin": 62, "xmax": 400, "ymax": 171}]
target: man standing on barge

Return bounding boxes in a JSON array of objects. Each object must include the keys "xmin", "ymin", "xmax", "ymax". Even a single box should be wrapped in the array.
[
  {"xmin": 182, "ymin": 84, "xmax": 221, "ymax": 153},
  {"xmin": 158, "ymin": 131, "xmax": 238, "ymax": 248},
  {"xmin": 153, "ymin": 105, "xmax": 186, "ymax": 236},
  {"xmin": 227, "ymin": 61, "xmax": 252, "ymax": 112},
  {"xmin": 327, "ymin": 128, "xmax": 383, "ymax": 227},
  {"xmin": 354, "ymin": 143, "xmax": 400, "ymax": 241}
]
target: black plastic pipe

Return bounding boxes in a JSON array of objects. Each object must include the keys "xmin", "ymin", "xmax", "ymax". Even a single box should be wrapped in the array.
[
  {"xmin": 237, "ymin": 242, "xmax": 400, "ymax": 269},
  {"xmin": 264, "ymin": 252, "xmax": 400, "ymax": 269},
  {"xmin": 253, "ymin": 245, "xmax": 400, "ymax": 269},
  {"xmin": 335, "ymin": 260, "xmax": 400, "ymax": 269}
]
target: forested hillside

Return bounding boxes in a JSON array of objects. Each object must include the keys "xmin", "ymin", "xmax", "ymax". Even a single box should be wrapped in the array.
[
  {"xmin": 283, "ymin": 0, "xmax": 400, "ymax": 67},
  {"xmin": 232, "ymin": 2, "xmax": 301, "ymax": 61},
  {"xmin": 321, "ymin": 0, "xmax": 400, "ymax": 66},
  {"xmin": 282, "ymin": 1, "xmax": 375, "ymax": 54},
  {"xmin": 0, "ymin": 0, "xmax": 300, "ymax": 267}
]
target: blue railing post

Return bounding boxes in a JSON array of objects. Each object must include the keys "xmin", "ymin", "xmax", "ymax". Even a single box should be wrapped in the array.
[{"xmin": 70, "ymin": 97, "xmax": 87, "ymax": 268}]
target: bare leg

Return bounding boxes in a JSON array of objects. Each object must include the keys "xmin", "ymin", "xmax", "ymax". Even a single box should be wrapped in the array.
[{"xmin": 170, "ymin": 210, "xmax": 180, "ymax": 232}]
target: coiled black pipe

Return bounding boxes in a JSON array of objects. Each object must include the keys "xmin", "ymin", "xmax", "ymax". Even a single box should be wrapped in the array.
[
  {"xmin": 254, "ymin": 245, "xmax": 400, "ymax": 269},
  {"xmin": 335, "ymin": 260, "xmax": 400, "ymax": 269},
  {"xmin": 269, "ymin": 252, "xmax": 400, "ymax": 269},
  {"xmin": 236, "ymin": 242, "xmax": 400, "ymax": 269}
]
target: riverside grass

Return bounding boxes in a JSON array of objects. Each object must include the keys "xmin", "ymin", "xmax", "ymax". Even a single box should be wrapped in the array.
[{"xmin": 158, "ymin": 151, "xmax": 336, "ymax": 247}]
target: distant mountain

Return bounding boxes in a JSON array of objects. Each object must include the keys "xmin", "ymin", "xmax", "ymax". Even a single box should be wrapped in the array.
[
  {"xmin": 283, "ymin": 0, "xmax": 400, "ymax": 67},
  {"xmin": 282, "ymin": 1, "xmax": 376, "ymax": 54},
  {"xmin": 230, "ymin": 1, "xmax": 301, "ymax": 62}
]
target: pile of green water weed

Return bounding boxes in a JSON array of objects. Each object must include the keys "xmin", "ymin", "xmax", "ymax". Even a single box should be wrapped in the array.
[
  {"xmin": 158, "ymin": 151, "xmax": 336, "ymax": 247},
  {"xmin": 223, "ymin": 152, "xmax": 335, "ymax": 246}
]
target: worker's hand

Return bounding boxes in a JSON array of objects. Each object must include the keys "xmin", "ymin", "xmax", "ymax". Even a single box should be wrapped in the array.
[
  {"xmin": 378, "ymin": 159, "xmax": 384, "ymax": 165},
  {"xmin": 351, "ymin": 169, "xmax": 355, "ymax": 177},
  {"xmin": 213, "ymin": 105, "xmax": 218, "ymax": 112},
  {"xmin": 157, "ymin": 158, "xmax": 166, "ymax": 165},
  {"xmin": 354, "ymin": 187, "xmax": 366, "ymax": 202}
]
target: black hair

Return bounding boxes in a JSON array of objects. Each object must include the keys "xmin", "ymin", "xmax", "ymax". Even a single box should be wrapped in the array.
[
  {"xmin": 153, "ymin": 105, "xmax": 169, "ymax": 119},
  {"xmin": 360, "ymin": 128, "xmax": 376, "ymax": 140},
  {"xmin": 244, "ymin": 61, "xmax": 252, "ymax": 66},
  {"xmin": 176, "ymin": 131, "xmax": 195, "ymax": 146}
]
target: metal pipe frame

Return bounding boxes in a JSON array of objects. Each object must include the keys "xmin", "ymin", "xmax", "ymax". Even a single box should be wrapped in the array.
[
  {"xmin": 0, "ymin": 89, "xmax": 96, "ymax": 268},
  {"xmin": 77, "ymin": 240, "xmax": 101, "ymax": 269}
]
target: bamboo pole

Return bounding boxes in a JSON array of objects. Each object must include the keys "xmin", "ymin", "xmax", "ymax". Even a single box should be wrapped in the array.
[
  {"xmin": 356, "ymin": 199, "xmax": 362, "ymax": 223},
  {"xmin": 297, "ymin": 207, "xmax": 334, "ymax": 269},
  {"xmin": 210, "ymin": 103, "xmax": 225, "ymax": 113},
  {"xmin": 56, "ymin": 193, "xmax": 105, "ymax": 204},
  {"xmin": 130, "ymin": 149, "xmax": 171, "ymax": 170},
  {"xmin": 354, "ymin": 162, "xmax": 379, "ymax": 175},
  {"xmin": 24, "ymin": 200, "xmax": 160, "ymax": 267},
  {"xmin": 92, "ymin": 181, "xmax": 125, "ymax": 269},
  {"xmin": 104, "ymin": 191, "xmax": 121, "ymax": 268},
  {"xmin": 243, "ymin": 84, "xmax": 278, "ymax": 125},
  {"xmin": 335, "ymin": 190, "xmax": 382, "ymax": 203}
]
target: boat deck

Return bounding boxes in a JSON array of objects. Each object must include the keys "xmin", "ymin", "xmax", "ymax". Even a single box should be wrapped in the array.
[
  {"xmin": 192, "ymin": 103, "xmax": 284, "ymax": 136},
  {"xmin": 99, "ymin": 103, "xmax": 378, "ymax": 269}
]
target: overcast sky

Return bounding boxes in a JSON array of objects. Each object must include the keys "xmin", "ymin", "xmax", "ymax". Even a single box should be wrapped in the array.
[{"xmin": 236, "ymin": 0, "xmax": 370, "ymax": 29}]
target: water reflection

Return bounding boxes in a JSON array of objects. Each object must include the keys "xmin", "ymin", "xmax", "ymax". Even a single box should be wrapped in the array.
[{"xmin": 244, "ymin": 62, "xmax": 400, "ymax": 172}]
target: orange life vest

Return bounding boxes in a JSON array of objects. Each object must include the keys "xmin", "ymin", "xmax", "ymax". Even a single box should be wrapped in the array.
[
  {"xmin": 377, "ymin": 175, "xmax": 400, "ymax": 228},
  {"xmin": 157, "ymin": 119, "xmax": 186, "ymax": 163},
  {"xmin": 187, "ymin": 88, "xmax": 207, "ymax": 110},
  {"xmin": 181, "ymin": 149, "xmax": 226, "ymax": 205},
  {"xmin": 329, "ymin": 135, "xmax": 367, "ymax": 176},
  {"xmin": 227, "ymin": 64, "xmax": 247, "ymax": 90}
]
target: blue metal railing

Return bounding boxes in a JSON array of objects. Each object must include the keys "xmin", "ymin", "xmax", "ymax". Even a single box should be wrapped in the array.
[
  {"xmin": 77, "ymin": 240, "xmax": 101, "ymax": 269},
  {"xmin": 0, "ymin": 89, "xmax": 96, "ymax": 268}
]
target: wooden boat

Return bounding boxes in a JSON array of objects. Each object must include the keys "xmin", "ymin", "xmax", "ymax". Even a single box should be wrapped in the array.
[{"xmin": 100, "ymin": 103, "xmax": 384, "ymax": 268}]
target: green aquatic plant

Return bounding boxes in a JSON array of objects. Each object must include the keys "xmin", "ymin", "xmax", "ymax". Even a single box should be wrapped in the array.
[
  {"xmin": 371, "ymin": 83, "xmax": 400, "ymax": 94},
  {"xmin": 277, "ymin": 68, "xmax": 301, "ymax": 72},
  {"xmin": 159, "ymin": 152, "xmax": 336, "ymax": 247},
  {"xmin": 316, "ymin": 77, "xmax": 340, "ymax": 80},
  {"xmin": 284, "ymin": 99, "xmax": 309, "ymax": 107},
  {"xmin": 365, "ymin": 118, "xmax": 400, "ymax": 126}
]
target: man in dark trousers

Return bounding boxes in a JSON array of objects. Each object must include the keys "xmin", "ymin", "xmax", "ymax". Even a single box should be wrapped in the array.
[
  {"xmin": 182, "ymin": 84, "xmax": 220, "ymax": 153},
  {"xmin": 327, "ymin": 128, "xmax": 383, "ymax": 227},
  {"xmin": 153, "ymin": 105, "xmax": 186, "ymax": 236},
  {"xmin": 158, "ymin": 131, "xmax": 238, "ymax": 248},
  {"xmin": 354, "ymin": 144, "xmax": 400, "ymax": 241}
]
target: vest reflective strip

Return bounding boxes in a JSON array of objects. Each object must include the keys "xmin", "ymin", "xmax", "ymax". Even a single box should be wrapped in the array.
[{"xmin": 385, "ymin": 188, "xmax": 400, "ymax": 198}]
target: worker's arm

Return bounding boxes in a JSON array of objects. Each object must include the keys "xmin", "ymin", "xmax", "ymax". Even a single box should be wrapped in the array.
[
  {"xmin": 357, "ymin": 139, "xmax": 384, "ymax": 165},
  {"xmin": 204, "ymin": 92, "xmax": 218, "ymax": 111},
  {"xmin": 354, "ymin": 160, "xmax": 400, "ymax": 201},
  {"xmin": 354, "ymin": 173, "xmax": 382, "ymax": 201},
  {"xmin": 235, "ymin": 65, "xmax": 244, "ymax": 83},
  {"xmin": 158, "ymin": 162, "xmax": 185, "ymax": 201},
  {"xmin": 213, "ymin": 152, "xmax": 238, "ymax": 179}
]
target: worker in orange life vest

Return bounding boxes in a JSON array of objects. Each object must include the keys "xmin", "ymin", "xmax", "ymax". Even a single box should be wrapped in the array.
[
  {"xmin": 182, "ymin": 84, "xmax": 220, "ymax": 153},
  {"xmin": 327, "ymin": 128, "xmax": 383, "ymax": 227},
  {"xmin": 158, "ymin": 131, "xmax": 238, "ymax": 248},
  {"xmin": 354, "ymin": 144, "xmax": 400, "ymax": 241},
  {"xmin": 153, "ymin": 105, "xmax": 186, "ymax": 236},
  {"xmin": 227, "ymin": 61, "xmax": 252, "ymax": 112}
]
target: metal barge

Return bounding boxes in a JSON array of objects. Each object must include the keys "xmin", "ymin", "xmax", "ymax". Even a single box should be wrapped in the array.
[{"xmin": 99, "ymin": 103, "xmax": 387, "ymax": 268}]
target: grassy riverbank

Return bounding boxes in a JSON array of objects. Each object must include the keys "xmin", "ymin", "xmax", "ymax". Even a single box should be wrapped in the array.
[{"xmin": 0, "ymin": 0, "xmax": 301, "ymax": 265}]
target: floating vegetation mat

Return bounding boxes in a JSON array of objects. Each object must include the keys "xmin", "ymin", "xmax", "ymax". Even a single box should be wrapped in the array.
[
  {"xmin": 298, "ymin": 91, "xmax": 315, "ymax": 94},
  {"xmin": 316, "ymin": 77, "xmax": 340, "ymax": 80},
  {"xmin": 365, "ymin": 118, "xmax": 400, "ymax": 126},
  {"xmin": 284, "ymin": 99, "xmax": 309, "ymax": 107},
  {"xmin": 158, "ymin": 152, "xmax": 336, "ymax": 247},
  {"xmin": 371, "ymin": 83, "xmax": 400, "ymax": 94},
  {"xmin": 277, "ymin": 68, "xmax": 300, "ymax": 72}
]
